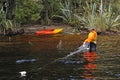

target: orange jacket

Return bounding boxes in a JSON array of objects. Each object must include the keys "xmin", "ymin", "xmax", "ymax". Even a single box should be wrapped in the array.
[{"xmin": 84, "ymin": 30, "xmax": 97, "ymax": 44}]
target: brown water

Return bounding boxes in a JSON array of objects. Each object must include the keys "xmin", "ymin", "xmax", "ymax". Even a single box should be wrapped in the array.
[{"xmin": 0, "ymin": 34, "xmax": 120, "ymax": 80}]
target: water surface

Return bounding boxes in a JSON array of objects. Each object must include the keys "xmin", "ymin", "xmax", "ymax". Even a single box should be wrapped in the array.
[{"xmin": 0, "ymin": 34, "xmax": 120, "ymax": 80}]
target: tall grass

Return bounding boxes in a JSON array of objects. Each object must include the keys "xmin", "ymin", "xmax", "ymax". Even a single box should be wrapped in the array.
[
  {"xmin": 74, "ymin": 1, "xmax": 98, "ymax": 30},
  {"xmin": 0, "ymin": 7, "xmax": 7, "ymax": 34},
  {"xmin": 75, "ymin": 0, "xmax": 120, "ymax": 32},
  {"xmin": 0, "ymin": 7, "xmax": 15, "ymax": 34},
  {"xmin": 52, "ymin": 0, "xmax": 82, "ymax": 31},
  {"xmin": 58, "ymin": 0, "xmax": 73, "ymax": 23},
  {"xmin": 98, "ymin": 1, "xmax": 120, "ymax": 31}
]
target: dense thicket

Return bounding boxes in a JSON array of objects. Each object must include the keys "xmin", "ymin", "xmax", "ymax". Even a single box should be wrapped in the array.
[{"xmin": 0, "ymin": 0, "xmax": 120, "ymax": 32}]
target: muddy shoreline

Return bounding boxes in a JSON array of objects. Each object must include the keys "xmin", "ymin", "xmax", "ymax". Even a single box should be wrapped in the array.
[
  {"xmin": 22, "ymin": 25, "xmax": 120, "ymax": 35},
  {"xmin": 0, "ymin": 24, "xmax": 120, "ymax": 35}
]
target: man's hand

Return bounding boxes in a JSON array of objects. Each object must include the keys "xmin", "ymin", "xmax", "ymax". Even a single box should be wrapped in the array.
[
  {"xmin": 83, "ymin": 42, "xmax": 86, "ymax": 47},
  {"xmin": 83, "ymin": 42, "xmax": 90, "ymax": 51}
]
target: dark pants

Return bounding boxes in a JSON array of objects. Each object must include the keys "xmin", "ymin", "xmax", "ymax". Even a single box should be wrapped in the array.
[{"xmin": 89, "ymin": 42, "xmax": 96, "ymax": 52}]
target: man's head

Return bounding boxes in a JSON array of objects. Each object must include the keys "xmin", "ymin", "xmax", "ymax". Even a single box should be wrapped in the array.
[{"xmin": 88, "ymin": 27, "xmax": 95, "ymax": 31}]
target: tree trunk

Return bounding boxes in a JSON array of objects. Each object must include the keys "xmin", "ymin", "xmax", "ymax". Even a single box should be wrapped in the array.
[
  {"xmin": 3, "ymin": 0, "xmax": 15, "ymax": 20},
  {"xmin": 41, "ymin": 0, "xmax": 51, "ymax": 25}
]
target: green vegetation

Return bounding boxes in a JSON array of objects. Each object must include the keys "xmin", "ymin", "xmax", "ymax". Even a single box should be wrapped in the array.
[
  {"xmin": 15, "ymin": 0, "xmax": 43, "ymax": 24},
  {"xmin": 0, "ymin": 0, "xmax": 120, "ymax": 32},
  {"xmin": 0, "ymin": 7, "xmax": 14, "ymax": 34}
]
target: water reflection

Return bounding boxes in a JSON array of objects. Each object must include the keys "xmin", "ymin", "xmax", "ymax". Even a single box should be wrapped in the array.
[
  {"xmin": 82, "ymin": 51, "xmax": 100, "ymax": 80},
  {"xmin": 83, "ymin": 51, "xmax": 99, "ymax": 62}
]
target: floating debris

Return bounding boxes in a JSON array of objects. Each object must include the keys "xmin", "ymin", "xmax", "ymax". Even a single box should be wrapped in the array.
[
  {"xmin": 16, "ymin": 59, "xmax": 37, "ymax": 64},
  {"xmin": 19, "ymin": 71, "xmax": 27, "ymax": 77},
  {"xmin": 57, "ymin": 59, "xmax": 83, "ymax": 64},
  {"xmin": 115, "ymin": 74, "xmax": 120, "ymax": 77}
]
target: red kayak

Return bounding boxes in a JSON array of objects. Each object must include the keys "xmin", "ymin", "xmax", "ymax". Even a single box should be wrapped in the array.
[{"xmin": 36, "ymin": 28, "xmax": 63, "ymax": 35}]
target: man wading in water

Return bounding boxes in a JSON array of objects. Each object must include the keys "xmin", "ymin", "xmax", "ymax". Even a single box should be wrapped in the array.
[
  {"xmin": 65, "ymin": 28, "xmax": 97, "ymax": 58},
  {"xmin": 83, "ymin": 28, "xmax": 97, "ymax": 52}
]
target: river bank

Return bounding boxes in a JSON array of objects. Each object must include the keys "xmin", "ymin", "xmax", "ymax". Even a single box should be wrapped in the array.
[
  {"xmin": 22, "ymin": 24, "xmax": 120, "ymax": 35},
  {"xmin": 22, "ymin": 24, "xmax": 74, "ymax": 34},
  {"xmin": 0, "ymin": 24, "xmax": 120, "ymax": 36}
]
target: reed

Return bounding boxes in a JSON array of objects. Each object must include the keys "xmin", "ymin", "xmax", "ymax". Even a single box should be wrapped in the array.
[
  {"xmin": 0, "ymin": 7, "xmax": 16, "ymax": 35},
  {"xmin": 75, "ymin": 0, "xmax": 120, "ymax": 32}
]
